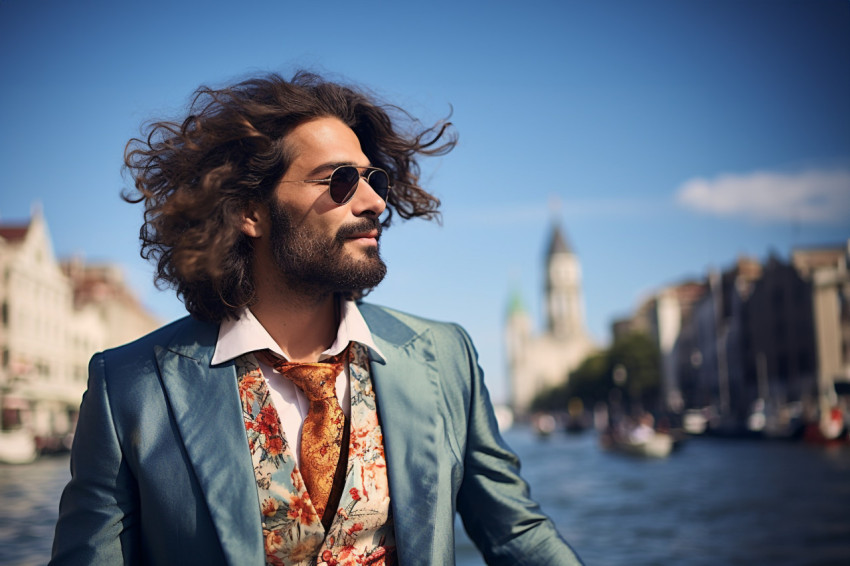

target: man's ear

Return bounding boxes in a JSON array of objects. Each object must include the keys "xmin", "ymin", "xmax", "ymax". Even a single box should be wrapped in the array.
[{"xmin": 240, "ymin": 202, "xmax": 266, "ymax": 238}]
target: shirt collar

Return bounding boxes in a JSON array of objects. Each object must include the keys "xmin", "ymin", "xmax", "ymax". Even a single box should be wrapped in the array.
[{"xmin": 211, "ymin": 299, "xmax": 385, "ymax": 365}]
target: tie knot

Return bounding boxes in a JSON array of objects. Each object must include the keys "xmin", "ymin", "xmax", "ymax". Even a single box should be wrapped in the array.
[{"xmin": 261, "ymin": 345, "xmax": 350, "ymax": 402}]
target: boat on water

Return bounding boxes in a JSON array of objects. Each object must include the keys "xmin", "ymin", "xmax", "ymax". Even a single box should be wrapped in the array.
[
  {"xmin": 683, "ymin": 409, "xmax": 708, "ymax": 435},
  {"xmin": 600, "ymin": 430, "xmax": 675, "ymax": 458},
  {"xmin": 600, "ymin": 413, "xmax": 675, "ymax": 458},
  {"xmin": 0, "ymin": 428, "xmax": 38, "ymax": 464},
  {"xmin": 533, "ymin": 413, "xmax": 557, "ymax": 437}
]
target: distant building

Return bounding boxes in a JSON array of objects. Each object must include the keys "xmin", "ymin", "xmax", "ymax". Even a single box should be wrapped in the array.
[
  {"xmin": 792, "ymin": 242, "xmax": 850, "ymax": 429},
  {"xmin": 61, "ymin": 258, "xmax": 161, "ymax": 349},
  {"xmin": 505, "ymin": 224, "xmax": 596, "ymax": 416},
  {"xmin": 612, "ymin": 280, "xmax": 708, "ymax": 413},
  {"xmin": 606, "ymin": 237, "xmax": 850, "ymax": 437},
  {"xmin": 0, "ymin": 209, "xmax": 159, "ymax": 449},
  {"xmin": 742, "ymin": 254, "xmax": 818, "ymax": 414},
  {"xmin": 685, "ymin": 257, "xmax": 763, "ymax": 422}
]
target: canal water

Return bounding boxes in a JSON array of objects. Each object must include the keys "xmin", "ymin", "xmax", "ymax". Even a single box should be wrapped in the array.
[{"xmin": 2, "ymin": 427, "xmax": 849, "ymax": 565}]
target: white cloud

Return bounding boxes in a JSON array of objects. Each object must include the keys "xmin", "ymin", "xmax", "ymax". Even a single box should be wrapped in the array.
[{"xmin": 675, "ymin": 169, "xmax": 850, "ymax": 224}]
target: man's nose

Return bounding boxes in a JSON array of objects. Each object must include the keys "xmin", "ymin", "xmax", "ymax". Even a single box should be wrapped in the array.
[{"xmin": 350, "ymin": 176, "xmax": 387, "ymax": 216}]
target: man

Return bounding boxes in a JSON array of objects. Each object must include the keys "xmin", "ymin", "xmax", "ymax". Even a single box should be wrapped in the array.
[{"xmin": 51, "ymin": 71, "xmax": 583, "ymax": 566}]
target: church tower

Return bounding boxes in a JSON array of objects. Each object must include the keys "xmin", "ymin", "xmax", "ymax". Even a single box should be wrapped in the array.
[
  {"xmin": 505, "ymin": 222, "xmax": 597, "ymax": 417},
  {"xmin": 545, "ymin": 224, "xmax": 586, "ymax": 341}
]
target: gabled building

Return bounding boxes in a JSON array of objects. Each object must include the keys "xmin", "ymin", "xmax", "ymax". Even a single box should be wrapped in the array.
[
  {"xmin": 0, "ymin": 209, "xmax": 159, "ymax": 449},
  {"xmin": 1, "ymin": 209, "xmax": 84, "ymax": 442}
]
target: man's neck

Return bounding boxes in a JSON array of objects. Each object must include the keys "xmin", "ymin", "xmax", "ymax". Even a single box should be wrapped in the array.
[{"xmin": 250, "ymin": 291, "xmax": 340, "ymax": 363}]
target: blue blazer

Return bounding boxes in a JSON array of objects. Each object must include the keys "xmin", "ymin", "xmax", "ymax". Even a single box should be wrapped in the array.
[{"xmin": 51, "ymin": 303, "xmax": 582, "ymax": 565}]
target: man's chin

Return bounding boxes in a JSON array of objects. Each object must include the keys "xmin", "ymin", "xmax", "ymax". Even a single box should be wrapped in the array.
[{"xmin": 322, "ymin": 248, "xmax": 384, "ymax": 289}]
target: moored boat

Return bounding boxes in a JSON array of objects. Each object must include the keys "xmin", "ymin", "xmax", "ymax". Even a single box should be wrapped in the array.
[{"xmin": 0, "ymin": 428, "xmax": 38, "ymax": 464}]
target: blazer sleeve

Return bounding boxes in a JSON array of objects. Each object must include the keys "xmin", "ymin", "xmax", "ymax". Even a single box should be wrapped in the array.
[
  {"xmin": 50, "ymin": 353, "xmax": 140, "ymax": 565},
  {"xmin": 450, "ymin": 324, "xmax": 584, "ymax": 566}
]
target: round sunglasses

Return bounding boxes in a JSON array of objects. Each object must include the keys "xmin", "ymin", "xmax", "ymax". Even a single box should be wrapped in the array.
[{"xmin": 280, "ymin": 165, "xmax": 392, "ymax": 205}]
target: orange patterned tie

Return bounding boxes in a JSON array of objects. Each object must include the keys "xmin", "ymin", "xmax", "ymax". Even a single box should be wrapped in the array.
[{"xmin": 262, "ymin": 345, "xmax": 350, "ymax": 527}]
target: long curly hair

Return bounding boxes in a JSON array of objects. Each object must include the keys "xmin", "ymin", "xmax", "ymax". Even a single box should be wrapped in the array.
[{"xmin": 123, "ymin": 71, "xmax": 456, "ymax": 322}]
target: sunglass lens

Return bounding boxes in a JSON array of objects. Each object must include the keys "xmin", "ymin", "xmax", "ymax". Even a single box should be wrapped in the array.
[
  {"xmin": 366, "ymin": 169, "xmax": 389, "ymax": 200},
  {"xmin": 329, "ymin": 166, "xmax": 360, "ymax": 203}
]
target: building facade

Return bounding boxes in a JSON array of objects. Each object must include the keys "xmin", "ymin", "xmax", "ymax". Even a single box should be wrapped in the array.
[
  {"xmin": 792, "ymin": 242, "xmax": 850, "ymax": 432},
  {"xmin": 614, "ymin": 242, "xmax": 848, "ymax": 436},
  {"xmin": 0, "ymin": 210, "xmax": 159, "ymax": 450},
  {"xmin": 505, "ymin": 224, "xmax": 596, "ymax": 416},
  {"xmin": 613, "ymin": 280, "xmax": 708, "ymax": 414}
]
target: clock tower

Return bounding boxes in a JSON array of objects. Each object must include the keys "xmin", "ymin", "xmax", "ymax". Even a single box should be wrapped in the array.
[
  {"xmin": 506, "ymin": 222, "xmax": 596, "ymax": 416},
  {"xmin": 545, "ymin": 224, "xmax": 585, "ymax": 340}
]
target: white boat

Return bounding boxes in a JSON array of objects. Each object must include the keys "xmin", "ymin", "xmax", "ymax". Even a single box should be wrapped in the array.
[
  {"xmin": 0, "ymin": 429, "xmax": 38, "ymax": 464},
  {"xmin": 615, "ymin": 432, "xmax": 674, "ymax": 458},
  {"xmin": 600, "ymin": 421, "xmax": 675, "ymax": 458},
  {"xmin": 683, "ymin": 409, "xmax": 708, "ymax": 435}
]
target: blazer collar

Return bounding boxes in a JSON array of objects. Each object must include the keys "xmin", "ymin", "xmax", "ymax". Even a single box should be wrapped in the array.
[{"xmin": 155, "ymin": 317, "xmax": 264, "ymax": 566}]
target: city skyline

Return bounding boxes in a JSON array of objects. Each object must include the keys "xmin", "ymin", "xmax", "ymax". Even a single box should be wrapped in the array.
[{"xmin": 2, "ymin": 0, "xmax": 848, "ymax": 402}]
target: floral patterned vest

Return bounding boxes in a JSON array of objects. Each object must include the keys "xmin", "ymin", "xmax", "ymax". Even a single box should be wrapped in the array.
[{"xmin": 236, "ymin": 342, "xmax": 397, "ymax": 566}]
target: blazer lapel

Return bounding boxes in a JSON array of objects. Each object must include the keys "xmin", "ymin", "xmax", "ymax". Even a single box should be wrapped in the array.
[
  {"xmin": 361, "ymin": 306, "xmax": 441, "ymax": 565},
  {"xmin": 154, "ymin": 319, "xmax": 264, "ymax": 566}
]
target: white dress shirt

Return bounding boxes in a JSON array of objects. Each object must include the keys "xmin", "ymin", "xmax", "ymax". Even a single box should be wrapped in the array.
[{"xmin": 211, "ymin": 300, "xmax": 384, "ymax": 466}]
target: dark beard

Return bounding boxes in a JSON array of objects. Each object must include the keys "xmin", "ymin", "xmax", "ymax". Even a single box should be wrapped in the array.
[{"xmin": 267, "ymin": 200, "xmax": 387, "ymax": 298}]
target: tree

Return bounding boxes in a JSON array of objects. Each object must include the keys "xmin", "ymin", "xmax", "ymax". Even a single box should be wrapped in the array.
[
  {"xmin": 530, "ymin": 332, "xmax": 662, "ymax": 415},
  {"xmin": 563, "ymin": 352, "xmax": 610, "ymax": 407},
  {"xmin": 607, "ymin": 332, "xmax": 662, "ymax": 413}
]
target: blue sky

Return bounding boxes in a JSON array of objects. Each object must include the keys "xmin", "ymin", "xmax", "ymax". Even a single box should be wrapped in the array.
[{"xmin": 1, "ymin": 0, "xmax": 848, "ymax": 403}]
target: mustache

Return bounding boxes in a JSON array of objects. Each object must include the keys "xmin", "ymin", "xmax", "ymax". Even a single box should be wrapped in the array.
[{"xmin": 335, "ymin": 217, "xmax": 382, "ymax": 241}]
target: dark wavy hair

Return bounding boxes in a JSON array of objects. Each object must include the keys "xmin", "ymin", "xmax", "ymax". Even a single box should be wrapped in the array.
[{"xmin": 123, "ymin": 71, "xmax": 456, "ymax": 322}]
